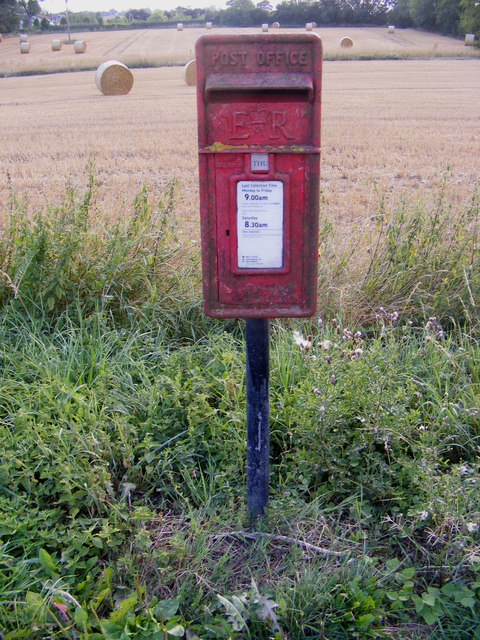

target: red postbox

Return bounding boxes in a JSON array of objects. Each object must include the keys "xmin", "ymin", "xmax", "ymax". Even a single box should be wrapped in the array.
[{"xmin": 196, "ymin": 33, "xmax": 322, "ymax": 318}]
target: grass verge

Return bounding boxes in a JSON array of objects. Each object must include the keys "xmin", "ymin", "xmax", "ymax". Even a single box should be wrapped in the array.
[{"xmin": 0, "ymin": 175, "xmax": 479, "ymax": 638}]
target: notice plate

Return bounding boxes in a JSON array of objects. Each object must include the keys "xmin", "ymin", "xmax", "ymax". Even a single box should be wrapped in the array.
[{"xmin": 237, "ymin": 181, "xmax": 283, "ymax": 269}]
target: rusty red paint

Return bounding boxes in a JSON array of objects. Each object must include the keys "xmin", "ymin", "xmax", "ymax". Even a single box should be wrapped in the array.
[{"xmin": 196, "ymin": 34, "xmax": 322, "ymax": 318}]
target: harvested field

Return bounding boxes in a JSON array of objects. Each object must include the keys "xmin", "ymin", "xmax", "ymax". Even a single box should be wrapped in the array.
[
  {"xmin": 1, "ymin": 57, "xmax": 478, "ymax": 248},
  {"xmin": 0, "ymin": 26, "xmax": 477, "ymax": 76}
]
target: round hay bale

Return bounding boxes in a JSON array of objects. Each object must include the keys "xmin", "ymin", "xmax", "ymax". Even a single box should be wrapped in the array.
[
  {"xmin": 95, "ymin": 60, "xmax": 134, "ymax": 95},
  {"xmin": 340, "ymin": 37, "xmax": 353, "ymax": 48},
  {"xmin": 305, "ymin": 22, "xmax": 313, "ymax": 31},
  {"xmin": 74, "ymin": 40, "xmax": 86, "ymax": 54},
  {"xmin": 272, "ymin": 21, "xmax": 280, "ymax": 29},
  {"xmin": 261, "ymin": 23, "xmax": 268, "ymax": 32},
  {"xmin": 206, "ymin": 21, "xmax": 212, "ymax": 29},
  {"xmin": 51, "ymin": 39, "xmax": 62, "ymax": 51},
  {"xmin": 20, "ymin": 42, "xmax": 30, "ymax": 54},
  {"xmin": 183, "ymin": 59, "xmax": 196, "ymax": 86},
  {"xmin": 20, "ymin": 34, "xmax": 27, "ymax": 42},
  {"xmin": 0, "ymin": 34, "xmax": 3, "ymax": 42},
  {"xmin": 388, "ymin": 25, "xmax": 395, "ymax": 33},
  {"xmin": 465, "ymin": 33, "xmax": 475, "ymax": 45},
  {"xmin": 177, "ymin": 22, "xmax": 183, "ymax": 31}
]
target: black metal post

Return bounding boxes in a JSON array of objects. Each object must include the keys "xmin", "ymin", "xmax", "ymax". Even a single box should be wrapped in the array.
[{"xmin": 246, "ymin": 318, "xmax": 270, "ymax": 522}]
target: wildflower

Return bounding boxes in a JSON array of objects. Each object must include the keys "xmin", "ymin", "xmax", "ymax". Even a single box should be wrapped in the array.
[
  {"xmin": 293, "ymin": 330, "xmax": 312, "ymax": 351},
  {"xmin": 313, "ymin": 387, "xmax": 321, "ymax": 395},
  {"xmin": 330, "ymin": 374, "xmax": 336, "ymax": 384},
  {"xmin": 318, "ymin": 318, "xmax": 323, "ymax": 329},
  {"xmin": 326, "ymin": 355, "xmax": 332, "ymax": 364},
  {"xmin": 318, "ymin": 339, "xmax": 332, "ymax": 350},
  {"xmin": 354, "ymin": 330, "xmax": 362, "ymax": 340},
  {"xmin": 354, "ymin": 348, "xmax": 364, "ymax": 357},
  {"xmin": 466, "ymin": 522, "xmax": 478, "ymax": 533}
]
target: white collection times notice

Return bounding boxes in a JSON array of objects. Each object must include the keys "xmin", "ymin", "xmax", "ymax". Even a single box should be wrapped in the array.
[{"xmin": 236, "ymin": 181, "xmax": 284, "ymax": 269}]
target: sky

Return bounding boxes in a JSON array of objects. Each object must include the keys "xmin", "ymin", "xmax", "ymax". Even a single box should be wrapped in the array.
[{"xmin": 40, "ymin": 0, "xmax": 229, "ymax": 14}]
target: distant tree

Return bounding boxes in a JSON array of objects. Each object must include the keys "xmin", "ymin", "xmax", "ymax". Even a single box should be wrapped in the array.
[
  {"xmin": 257, "ymin": 0, "xmax": 273, "ymax": 10},
  {"xmin": 126, "ymin": 7, "xmax": 151, "ymax": 21},
  {"xmin": 0, "ymin": 0, "xmax": 18, "ymax": 33},
  {"xmin": 220, "ymin": 0, "xmax": 256, "ymax": 25},
  {"xmin": 387, "ymin": 0, "xmax": 413, "ymax": 27},
  {"xmin": 435, "ymin": 0, "xmax": 461, "ymax": 34},
  {"xmin": 40, "ymin": 15, "xmax": 49, "ymax": 29},
  {"xmin": 18, "ymin": 0, "xmax": 41, "ymax": 25},
  {"xmin": 148, "ymin": 8, "xmax": 167, "ymax": 21},
  {"xmin": 274, "ymin": 0, "xmax": 312, "ymax": 25},
  {"xmin": 69, "ymin": 11, "xmax": 92, "ymax": 24},
  {"xmin": 0, "ymin": 0, "xmax": 42, "ymax": 31},
  {"xmin": 96, "ymin": 12, "xmax": 103, "ymax": 25},
  {"xmin": 409, "ymin": 0, "xmax": 436, "ymax": 28},
  {"xmin": 460, "ymin": 0, "xmax": 480, "ymax": 35},
  {"xmin": 317, "ymin": 0, "xmax": 343, "ymax": 24}
]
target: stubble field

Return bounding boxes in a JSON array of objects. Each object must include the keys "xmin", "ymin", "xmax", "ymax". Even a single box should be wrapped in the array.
[
  {"xmin": 1, "ymin": 25, "xmax": 477, "ymax": 76},
  {"xmin": 0, "ymin": 29, "xmax": 478, "ymax": 258}
]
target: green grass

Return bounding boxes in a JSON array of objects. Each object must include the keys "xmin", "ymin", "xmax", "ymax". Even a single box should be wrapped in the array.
[{"xmin": 0, "ymin": 174, "xmax": 479, "ymax": 638}]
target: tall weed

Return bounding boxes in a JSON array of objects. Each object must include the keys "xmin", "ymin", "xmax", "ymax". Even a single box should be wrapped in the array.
[
  {"xmin": 0, "ymin": 167, "xmax": 197, "ymax": 324},
  {"xmin": 318, "ymin": 180, "xmax": 479, "ymax": 328}
]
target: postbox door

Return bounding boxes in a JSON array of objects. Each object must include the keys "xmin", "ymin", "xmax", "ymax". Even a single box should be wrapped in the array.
[{"xmin": 215, "ymin": 152, "xmax": 306, "ymax": 308}]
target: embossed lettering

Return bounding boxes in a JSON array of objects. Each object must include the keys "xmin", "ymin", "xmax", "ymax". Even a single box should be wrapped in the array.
[
  {"xmin": 270, "ymin": 111, "xmax": 294, "ymax": 140},
  {"xmin": 230, "ymin": 108, "xmax": 294, "ymax": 140},
  {"xmin": 256, "ymin": 50, "xmax": 308, "ymax": 67},
  {"xmin": 232, "ymin": 111, "xmax": 249, "ymax": 138},
  {"xmin": 211, "ymin": 50, "xmax": 248, "ymax": 66}
]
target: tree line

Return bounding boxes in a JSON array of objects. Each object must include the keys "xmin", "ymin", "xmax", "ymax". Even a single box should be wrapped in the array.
[{"xmin": 1, "ymin": 0, "xmax": 479, "ymax": 40}]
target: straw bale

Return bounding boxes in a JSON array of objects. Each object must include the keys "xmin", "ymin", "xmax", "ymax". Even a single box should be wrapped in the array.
[
  {"xmin": 20, "ymin": 42, "xmax": 30, "ymax": 54},
  {"xmin": 183, "ymin": 59, "xmax": 196, "ymax": 86},
  {"xmin": 305, "ymin": 23, "xmax": 313, "ymax": 31},
  {"xmin": 272, "ymin": 22, "xmax": 280, "ymax": 28},
  {"xmin": 388, "ymin": 25, "xmax": 395, "ymax": 33},
  {"xmin": 95, "ymin": 60, "xmax": 134, "ymax": 95},
  {"xmin": 177, "ymin": 23, "xmax": 183, "ymax": 31},
  {"xmin": 51, "ymin": 39, "xmax": 62, "ymax": 51},
  {"xmin": 74, "ymin": 40, "xmax": 87, "ymax": 54},
  {"xmin": 262, "ymin": 23, "xmax": 268, "ymax": 32},
  {"xmin": 206, "ymin": 22, "xmax": 212, "ymax": 29},
  {"xmin": 20, "ymin": 34, "xmax": 27, "ymax": 42},
  {"xmin": 0, "ymin": 34, "xmax": 3, "ymax": 42},
  {"xmin": 340, "ymin": 37, "xmax": 353, "ymax": 48},
  {"xmin": 465, "ymin": 33, "xmax": 475, "ymax": 45}
]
